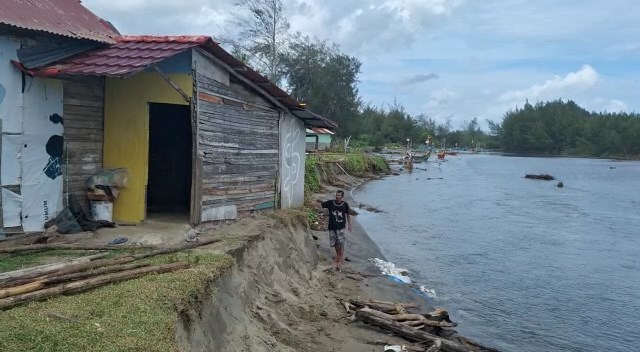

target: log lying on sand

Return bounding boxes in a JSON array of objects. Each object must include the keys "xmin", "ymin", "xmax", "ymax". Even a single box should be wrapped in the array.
[
  {"xmin": 350, "ymin": 299, "xmax": 419, "ymax": 314},
  {"xmin": 355, "ymin": 310, "xmax": 470, "ymax": 352},
  {"xmin": 359, "ymin": 307, "xmax": 457, "ymax": 328},
  {"xmin": 0, "ymin": 262, "xmax": 189, "ymax": 310},
  {"xmin": 0, "ymin": 238, "xmax": 219, "ymax": 288},
  {"xmin": 525, "ymin": 174, "xmax": 555, "ymax": 180},
  {"xmin": 0, "ymin": 243, "xmax": 156, "ymax": 254}
]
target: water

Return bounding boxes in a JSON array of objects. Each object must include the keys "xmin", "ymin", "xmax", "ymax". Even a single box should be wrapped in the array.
[{"xmin": 355, "ymin": 154, "xmax": 640, "ymax": 352}]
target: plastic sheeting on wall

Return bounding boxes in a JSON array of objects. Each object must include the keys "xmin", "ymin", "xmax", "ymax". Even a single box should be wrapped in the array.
[
  {"xmin": 1, "ymin": 134, "xmax": 21, "ymax": 186},
  {"xmin": 0, "ymin": 37, "xmax": 23, "ymax": 134},
  {"xmin": 1, "ymin": 188, "xmax": 22, "ymax": 227},
  {"xmin": 20, "ymin": 78, "xmax": 64, "ymax": 232}
]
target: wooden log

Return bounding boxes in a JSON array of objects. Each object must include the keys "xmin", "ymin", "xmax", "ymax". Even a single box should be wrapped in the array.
[
  {"xmin": 0, "ymin": 239, "xmax": 219, "ymax": 288},
  {"xmin": 426, "ymin": 340, "xmax": 443, "ymax": 352},
  {"xmin": 355, "ymin": 310, "xmax": 470, "ymax": 352},
  {"xmin": 0, "ymin": 262, "xmax": 189, "ymax": 310},
  {"xmin": 359, "ymin": 308, "xmax": 456, "ymax": 328},
  {"xmin": 0, "ymin": 244, "xmax": 155, "ymax": 254},
  {"xmin": 0, "ymin": 253, "xmax": 109, "ymax": 282},
  {"xmin": 0, "ymin": 282, "xmax": 44, "ymax": 299},
  {"xmin": 0, "ymin": 263, "xmax": 151, "ymax": 299},
  {"xmin": 350, "ymin": 299, "xmax": 419, "ymax": 314}
]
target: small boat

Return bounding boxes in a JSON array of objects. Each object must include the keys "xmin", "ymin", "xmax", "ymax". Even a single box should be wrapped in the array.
[
  {"xmin": 446, "ymin": 151, "xmax": 459, "ymax": 156},
  {"xmin": 437, "ymin": 150, "xmax": 446, "ymax": 160}
]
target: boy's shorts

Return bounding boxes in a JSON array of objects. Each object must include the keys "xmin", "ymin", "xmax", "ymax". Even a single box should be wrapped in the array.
[{"xmin": 329, "ymin": 229, "xmax": 346, "ymax": 247}]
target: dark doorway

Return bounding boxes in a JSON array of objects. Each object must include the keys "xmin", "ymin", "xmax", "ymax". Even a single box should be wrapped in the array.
[{"xmin": 147, "ymin": 103, "xmax": 192, "ymax": 215}]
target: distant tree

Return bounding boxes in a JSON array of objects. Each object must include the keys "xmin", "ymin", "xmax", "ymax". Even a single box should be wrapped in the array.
[
  {"xmin": 281, "ymin": 35, "xmax": 362, "ymax": 136},
  {"xmin": 228, "ymin": 0, "xmax": 290, "ymax": 83}
]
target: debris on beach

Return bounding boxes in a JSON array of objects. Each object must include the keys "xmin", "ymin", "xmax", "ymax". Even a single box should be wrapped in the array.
[
  {"xmin": 341, "ymin": 298, "xmax": 488, "ymax": 352},
  {"xmin": 556, "ymin": 182, "xmax": 564, "ymax": 188},
  {"xmin": 371, "ymin": 258, "xmax": 412, "ymax": 284},
  {"xmin": 524, "ymin": 174, "xmax": 555, "ymax": 180}
]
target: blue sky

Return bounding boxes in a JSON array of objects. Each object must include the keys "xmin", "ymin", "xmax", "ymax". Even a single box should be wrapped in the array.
[{"xmin": 85, "ymin": 0, "xmax": 640, "ymax": 128}]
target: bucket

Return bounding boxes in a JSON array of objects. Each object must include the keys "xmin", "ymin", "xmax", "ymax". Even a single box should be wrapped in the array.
[{"xmin": 90, "ymin": 201, "xmax": 113, "ymax": 222}]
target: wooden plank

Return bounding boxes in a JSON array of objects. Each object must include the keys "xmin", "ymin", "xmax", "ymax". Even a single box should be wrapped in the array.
[{"xmin": 197, "ymin": 92, "xmax": 223, "ymax": 104}]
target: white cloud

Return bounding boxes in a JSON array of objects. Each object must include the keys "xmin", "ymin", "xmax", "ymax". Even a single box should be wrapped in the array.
[
  {"xmin": 425, "ymin": 88, "xmax": 457, "ymax": 108},
  {"xmin": 591, "ymin": 98, "xmax": 629, "ymax": 113},
  {"xmin": 499, "ymin": 65, "xmax": 599, "ymax": 103}
]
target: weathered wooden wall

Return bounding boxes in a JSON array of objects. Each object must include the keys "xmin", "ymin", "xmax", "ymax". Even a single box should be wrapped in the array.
[
  {"xmin": 63, "ymin": 77, "xmax": 104, "ymax": 210},
  {"xmin": 196, "ymin": 73, "xmax": 280, "ymax": 222}
]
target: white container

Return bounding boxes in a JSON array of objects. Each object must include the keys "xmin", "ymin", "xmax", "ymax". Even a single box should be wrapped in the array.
[{"xmin": 91, "ymin": 201, "xmax": 113, "ymax": 222}]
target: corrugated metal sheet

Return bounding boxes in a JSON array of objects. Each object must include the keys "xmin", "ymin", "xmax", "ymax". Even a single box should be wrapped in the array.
[
  {"xmin": 18, "ymin": 35, "xmax": 337, "ymax": 128},
  {"xmin": 0, "ymin": 0, "xmax": 117, "ymax": 43},
  {"xmin": 20, "ymin": 36, "xmax": 207, "ymax": 76}
]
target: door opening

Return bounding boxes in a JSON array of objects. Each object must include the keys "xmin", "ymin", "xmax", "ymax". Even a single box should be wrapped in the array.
[{"xmin": 147, "ymin": 103, "xmax": 192, "ymax": 219}]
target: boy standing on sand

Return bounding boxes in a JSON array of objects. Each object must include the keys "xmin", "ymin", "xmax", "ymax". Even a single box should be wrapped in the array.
[{"xmin": 318, "ymin": 190, "xmax": 351, "ymax": 271}]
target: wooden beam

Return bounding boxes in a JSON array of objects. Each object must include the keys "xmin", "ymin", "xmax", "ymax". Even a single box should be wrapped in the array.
[{"xmin": 151, "ymin": 65, "xmax": 190, "ymax": 103}]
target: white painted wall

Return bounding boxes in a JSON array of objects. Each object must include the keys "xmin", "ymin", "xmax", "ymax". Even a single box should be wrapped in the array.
[
  {"xmin": 1, "ymin": 35, "xmax": 64, "ymax": 231},
  {"xmin": 279, "ymin": 114, "xmax": 306, "ymax": 209}
]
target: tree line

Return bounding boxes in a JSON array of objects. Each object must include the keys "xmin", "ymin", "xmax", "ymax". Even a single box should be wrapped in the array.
[{"xmin": 492, "ymin": 100, "xmax": 640, "ymax": 157}]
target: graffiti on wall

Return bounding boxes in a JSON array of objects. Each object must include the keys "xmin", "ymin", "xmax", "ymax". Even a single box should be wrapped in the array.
[
  {"xmin": 281, "ymin": 116, "xmax": 304, "ymax": 208},
  {"xmin": 43, "ymin": 113, "xmax": 64, "ymax": 179}
]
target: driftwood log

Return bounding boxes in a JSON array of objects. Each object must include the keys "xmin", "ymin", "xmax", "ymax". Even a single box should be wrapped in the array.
[
  {"xmin": 0, "ymin": 243, "xmax": 155, "ymax": 254},
  {"xmin": 350, "ymin": 299, "xmax": 419, "ymax": 314},
  {"xmin": 0, "ymin": 238, "xmax": 219, "ymax": 288},
  {"xmin": 359, "ymin": 307, "xmax": 457, "ymax": 328},
  {"xmin": 355, "ymin": 310, "xmax": 470, "ymax": 352},
  {"xmin": 426, "ymin": 340, "xmax": 443, "ymax": 352},
  {"xmin": 525, "ymin": 174, "xmax": 554, "ymax": 180},
  {"xmin": 0, "ymin": 262, "xmax": 189, "ymax": 310}
]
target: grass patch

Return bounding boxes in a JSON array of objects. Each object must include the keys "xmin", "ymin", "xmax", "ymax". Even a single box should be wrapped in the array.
[
  {"xmin": 342, "ymin": 153, "xmax": 390, "ymax": 175},
  {"xmin": 304, "ymin": 155, "xmax": 321, "ymax": 196},
  {"xmin": 0, "ymin": 252, "xmax": 234, "ymax": 352}
]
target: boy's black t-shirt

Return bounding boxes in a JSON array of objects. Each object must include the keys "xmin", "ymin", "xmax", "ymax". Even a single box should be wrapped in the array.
[{"xmin": 321, "ymin": 200, "xmax": 350, "ymax": 230}]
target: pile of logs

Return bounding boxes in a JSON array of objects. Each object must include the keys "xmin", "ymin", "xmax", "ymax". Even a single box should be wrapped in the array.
[
  {"xmin": 343, "ymin": 298, "xmax": 499, "ymax": 352},
  {"xmin": 0, "ymin": 239, "xmax": 219, "ymax": 310}
]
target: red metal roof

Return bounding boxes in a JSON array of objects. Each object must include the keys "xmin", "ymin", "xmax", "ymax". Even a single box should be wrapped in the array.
[
  {"xmin": 17, "ymin": 35, "xmax": 338, "ymax": 128},
  {"xmin": 0, "ymin": 0, "xmax": 118, "ymax": 43},
  {"xmin": 20, "ymin": 35, "xmax": 208, "ymax": 76}
]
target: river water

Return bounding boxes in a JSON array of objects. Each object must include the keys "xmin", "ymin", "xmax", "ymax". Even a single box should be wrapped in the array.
[{"xmin": 354, "ymin": 154, "xmax": 640, "ymax": 352}]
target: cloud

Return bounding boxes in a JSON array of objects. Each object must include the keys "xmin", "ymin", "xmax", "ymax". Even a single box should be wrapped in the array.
[
  {"xmin": 591, "ymin": 98, "xmax": 629, "ymax": 113},
  {"xmin": 425, "ymin": 88, "xmax": 457, "ymax": 108},
  {"xmin": 288, "ymin": 0, "xmax": 462, "ymax": 54},
  {"xmin": 400, "ymin": 73, "xmax": 439, "ymax": 86},
  {"xmin": 499, "ymin": 65, "xmax": 599, "ymax": 103}
]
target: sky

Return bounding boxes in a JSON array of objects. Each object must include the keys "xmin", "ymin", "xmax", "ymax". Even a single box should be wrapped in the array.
[{"xmin": 84, "ymin": 0, "xmax": 640, "ymax": 129}]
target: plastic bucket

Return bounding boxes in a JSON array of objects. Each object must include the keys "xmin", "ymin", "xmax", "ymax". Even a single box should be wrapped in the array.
[{"xmin": 91, "ymin": 201, "xmax": 113, "ymax": 222}]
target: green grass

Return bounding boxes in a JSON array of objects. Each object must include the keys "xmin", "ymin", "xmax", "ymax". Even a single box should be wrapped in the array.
[
  {"xmin": 0, "ymin": 252, "xmax": 234, "ymax": 352},
  {"xmin": 342, "ymin": 154, "xmax": 390, "ymax": 175}
]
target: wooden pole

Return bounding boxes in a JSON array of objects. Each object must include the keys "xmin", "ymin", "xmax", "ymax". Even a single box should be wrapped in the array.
[
  {"xmin": 0, "ymin": 253, "xmax": 109, "ymax": 282},
  {"xmin": 0, "ymin": 238, "xmax": 219, "ymax": 288},
  {"xmin": 0, "ymin": 263, "xmax": 151, "ymax": 298},
  {"xmin": 0, "ymin": 243, "xmax": 155, "ymax": 254},
  {"xmin": 0, "ymin": 262, "xmax": 189, "ymax": 310}
]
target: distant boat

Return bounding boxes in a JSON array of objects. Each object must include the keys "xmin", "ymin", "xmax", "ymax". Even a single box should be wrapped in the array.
[
  {"xmin": 437, "ymin": 150, "xmax": 446, "ymax": 160},
  {"xmin": 446, "ymin": 151, "xmax": 459, "ymax": 156}
]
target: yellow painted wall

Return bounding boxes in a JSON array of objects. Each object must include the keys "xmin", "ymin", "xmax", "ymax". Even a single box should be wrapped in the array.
[{"xmin": 104, "ymin": 73, "xmax": 192, "ymax": 222}]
